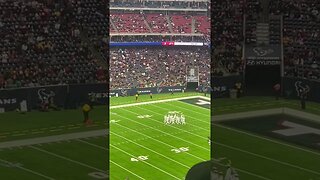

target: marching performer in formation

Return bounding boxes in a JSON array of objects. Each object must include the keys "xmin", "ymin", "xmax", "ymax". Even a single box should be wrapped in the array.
[{"xmin": 164, "ymin": 111, "xmax": 186, "ymax": 125}]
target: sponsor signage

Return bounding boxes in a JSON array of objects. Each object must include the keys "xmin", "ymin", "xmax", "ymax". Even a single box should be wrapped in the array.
[
  {"xmin": 109, "ymin": 86, "xmax": 186, "ymax": 97},
  {"xmin": 246, "ymin": 45, "xmax": 281, "ymax": 66}
]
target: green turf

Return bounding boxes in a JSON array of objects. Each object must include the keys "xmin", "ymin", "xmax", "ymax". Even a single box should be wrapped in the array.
[
  {"xmin": 0, "ymin": 101, "xmax": 109, "ymax": 179},
  {"xmin": 0, "ymin": 106, "xmax": 107, "ymax": 142},
  {"xmin": 212, "ymin": 97, "xmax": 320, "ymax": 180},
  {"xmin": 2, "ymin": 93, "xmax": 320, "ymax": 179},
  {"xmin": 110, "ymin": 97, "xmax": 210, "ymax": 179},
  {"xmin": 0, "ymin": 137, "xmax": 108, "ymax": 179},
  {"xmin": 109, "ymin": 92, "xmax": 206, "ymax": 106}
]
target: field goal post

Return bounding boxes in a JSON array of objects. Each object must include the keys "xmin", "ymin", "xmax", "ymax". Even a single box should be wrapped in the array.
[{"xmin": 186, "ymin": 65, "xmax": 199, "ymax": 91}]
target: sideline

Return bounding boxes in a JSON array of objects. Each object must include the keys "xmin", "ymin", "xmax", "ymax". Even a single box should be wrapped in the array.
[
  {"xmin": 110, "ymin": 95, "xmax": 210, "ymax": 109},
  {"xmin": 0, "ymin": 129, "xmax": 107, "ymax": 149}
]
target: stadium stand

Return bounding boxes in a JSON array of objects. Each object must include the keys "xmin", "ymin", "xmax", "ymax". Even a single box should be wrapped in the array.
[
  {"xmin": 110, "ymin": 0, "xmax": 210, "ymax": 90},
  {"xmin": 211, "ymin": 0, "xmax": 245, "ymax": 76},
  {"xmin": 269, "ymin": 0, "xmax": 320, "ymax": 81},
  {"xmin": 110, "ymin": 47, "xmax": 210, "ymax": 90},
  {"xmin": 0, "ymin": 0, "xmax": 107, "ymax": 89}
]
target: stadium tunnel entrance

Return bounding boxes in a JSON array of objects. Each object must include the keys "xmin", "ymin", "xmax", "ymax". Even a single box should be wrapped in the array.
[{"xmin": 244, "ymin": 65, "xmax": 281, "ymax": 96}]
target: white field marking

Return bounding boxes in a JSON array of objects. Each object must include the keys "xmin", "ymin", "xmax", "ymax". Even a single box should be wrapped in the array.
[
  {"xmin": 110, "ymin": 96, "xmax": 208, "ymax": 109},
  {"xmin": 213, "ymin": 141, "xmax": 320, "ymax": 175},
  {"xmin": 112, "ymin": 111, "xmax": 209, "ymax": 151},
  {"xmin": 110, "ymin": 160, "xmax": 146, "ymax": 180},
  {"xmin": 31, "ymin": 131, "xmax": 44, "ymax": 134},
  {"xmin": 111, "ymin": 131, "xmax": 191, "ymax": 169},
  {"xmin": 0, "ymin": 158, "xmax": 55, "ymax": 180},
  {"xmin": 213, "ymin": 123, "xmax": 320, "ymax": 157},
  {"xmin": 77, "ymin": 139, "xmax": 107, "ymax": 151},
  {"xmin": 212, "ymin": 159, "xmax": 271, "ymax": 180},
  {"xmin": 124, "ymin": 106, "xmax": 320, "ymax": 173},
  {"xmin": 0, "ymin": 130, "xmax": 106, "ymax": 149},
  {"xmin": 113, "ymin": 123, "xmax": 207, "ymax": 161},
  {"xmin": 68, "ymin": 126, "xmax": 80, "ymax": 130},
  {"xmin": 175, "ymin": 102, "xmax": 320, "ymax": 156},
  {"xmin": 111, "ymin": 127, "xmax": 203, "ymax": 147},
  {"xmin": 131, "ymin": 106, "xmax": 210, "ymax": 134},
  {"xmin": 110, "ymin": 144, "xmax": 180, "ymax": 180},
  {"xmin": 30, "ymin": 146, "xmax": 105, "ymax": 172},
  {"xmin": 111, "ymin": 124, "xmax": 166, "ymax": 135},
  {"xmin": 49, "ymin": 129, "xmax": 63, "ymax": 132},
  {"xmin": 79, "ymin": 140, "xmax": 199, "ymax": 180},
  {"xmin": 12, "ymin": 133, "xmax": 26, "ymax": 137},
  {"xmin": 159, "ymin": 101, "xmax": 210, "ymax": 118},
  {"xmin": 0, "ymin": 132, "xmax": 11, "ymax": 135}
]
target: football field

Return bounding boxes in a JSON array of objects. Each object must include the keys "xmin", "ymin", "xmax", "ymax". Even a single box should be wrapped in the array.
[
  {"xmin": 0, "ymin": 106, "xmax": 108, "ymax": 179},
  {"xmin": 212, "ymin": 97, "xmax": 320, "ymax": 180},
  {"xmin": 110, "ymin": 95, "xmax": 211, "ymax": 179}
]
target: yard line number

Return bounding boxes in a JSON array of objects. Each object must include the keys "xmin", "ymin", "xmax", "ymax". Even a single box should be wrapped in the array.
[
  {"xmin": 171, "ymin": 147, "xmax": 189, "ymax": 153},
  {"xmin": 130, "ymin": 156, "xmax": 149, "ymax": 162}
]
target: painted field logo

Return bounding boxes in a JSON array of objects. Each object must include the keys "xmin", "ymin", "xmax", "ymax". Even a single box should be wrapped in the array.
[
  {"xmin": 273, "ymin": 121, "xmax": 320, "ymax": 144},
  {"xmin": 196, "ymin": 99, "xmax": 210, "ymax": 105}
]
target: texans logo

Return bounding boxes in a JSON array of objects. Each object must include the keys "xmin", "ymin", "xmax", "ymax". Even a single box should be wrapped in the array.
[
  {"xmin": 38, "ymin": 89, "xmax": 55, "ymax": 103},
  {"xmin": 120, "ymin": 89, "xmax": 128, "ymax": 96},
  {"xmin": 253, "ymin": 47, "xmax": 274, "ymax": 57},
  {"xmin": 157, "ymin": 87, "xmax": 163, "ymax": 93},
  {"xmin": 295, "ymin": 81, "xmax": 310, "ymax": 96}
]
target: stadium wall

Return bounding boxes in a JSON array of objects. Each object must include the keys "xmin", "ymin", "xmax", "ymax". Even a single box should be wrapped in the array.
[
  {"xmin": 212, "ymin": 75, "xmax": 243, "ymax": 98},
  {"xmin": 0, "ymin": 83, "xmax": 108, "ymax": 112},
  {"xmin": 282, "ymin": 77, "xmax": 320, "ymax": 103},
  {"xmin": 110, "ymin": 86, "xmax": 186, "ymax": 97}
]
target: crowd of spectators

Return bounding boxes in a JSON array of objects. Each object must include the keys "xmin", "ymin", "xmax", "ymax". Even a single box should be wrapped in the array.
[
  {"xmin": 245, "ymin": 0, "xmax": 262, "ymax": 44},
  {"xmin": 110, "ymin": 13, "xmax": 210, "ymax": 38},
  {"xmin": 211, "ymin": 0, "xmax": 245, "ymax": 75},
  {"xmin": 269, "ymin": 0, "xmax": 320, "ymax": 81},
  {"xmin": 0, "ymin": 0, "xmax": 107, "ymax": 89},
  {"xmin": 110, "ymin": 0, "xmax": 208, "ymax": 9},
  {"xmin": 110, "ymin": 47, "xmax": 210, "ymax": 90}
]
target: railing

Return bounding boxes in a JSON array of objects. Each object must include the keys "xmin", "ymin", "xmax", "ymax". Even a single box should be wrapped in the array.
[{"xmin": 0, "ymin": 83, "xmax": 107, "ymax": 112}]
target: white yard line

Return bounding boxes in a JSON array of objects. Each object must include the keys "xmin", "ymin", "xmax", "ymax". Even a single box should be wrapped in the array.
[
  {"xmin": 124, "ymin": 105, "xmax": 320, "ymax": 175},
  {"xmin": 0, "ymin": 158, "xmax": 55, "ymax": 180},
  {"xmin": 30, "ymin": 146, "xmax": 105, "ymax": 172},
  {"xmin": 0, "ymin": 130, "xmax": 106, "ymax": 149},
  {"xmin": 112, "ymin": 111, "xmax": 209, "ymax": 151},
  {"xmin": 213, "ymin": 141, "xmax": 320, "ymax": 175},
  {"xmin": 110, "ymin": 144, "xmax": 180, "ymax": 180},
  {"xmin": 110, "ymin": 96, "xmax": 209, "ymax": 109},
  {"xmin": 113, "ymin": 123, "xmax": 207, "ymax": 162},
  {"xmin": 110, "ymin": 160, "xmax": 145, "ymax": 180},
  {"xmin": 213, "ymin": 123, "xmax": 320, "ymax": 157},
  {"xmin": 111, "ymin": 131, "xmax": 190, "ymax": 169},
  {"xmin": 162, "ymin": 101, "xmax": 320, "ymax": 157},
  {"xmin": 211, "ymin": 159, "xmax": 272, "ymax": 180}
]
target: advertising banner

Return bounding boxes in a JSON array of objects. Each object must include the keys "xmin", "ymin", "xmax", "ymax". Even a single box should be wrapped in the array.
[
  {"xmin": 246, "ymin": 45, "xmax": 281, "ymax": 66},
  {"xmin": 282, "ymin": 77, "xmax": 320, "ymax": 103}
]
